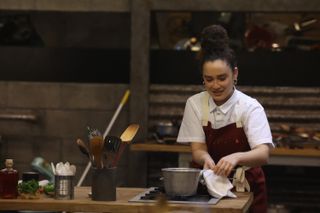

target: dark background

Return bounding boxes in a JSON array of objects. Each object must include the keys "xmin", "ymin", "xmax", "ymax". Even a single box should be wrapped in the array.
[
  {"xmin": 0, "ymin": 47, "xmax": 319, "ymax": 86},
  {"xmin": 1, "ymin": 12, "xmax": 319, "ymax": 87}
]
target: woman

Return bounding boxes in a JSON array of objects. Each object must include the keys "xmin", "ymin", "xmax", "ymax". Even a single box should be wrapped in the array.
[{"xmin": 177, "ymin": 25, "xmax": 274, "ymax": 213}]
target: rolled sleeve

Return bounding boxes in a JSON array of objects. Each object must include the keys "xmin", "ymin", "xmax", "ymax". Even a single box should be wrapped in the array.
[
  {"xmin": 177, "ymin": 98, "xmax": 206, "ymax": 143},
  {"xmin": 244, "ymin": 104, "xmax": 274, "ymax": 148}
]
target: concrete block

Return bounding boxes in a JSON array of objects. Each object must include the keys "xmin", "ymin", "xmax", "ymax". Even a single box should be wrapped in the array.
[
  {"xmin": 61, "ymin": 83, "xmax": 129, "ymax": 110},
  {"xmin": 44, "ymin": 110, "xmax": 92, "ymax": 138},
  {"xmin": 0, "ymin": 82, "xmax": 8, "ymax": 107},
  {"xmin": 0, "ymin": 109, "xmax": 43, "ymax": 137},
  {"xmin": 34, "ymin": 137, "xmax": 62, "ymax": 163},
  {"xmin": 61, "ymin": 138, "xmax": 89, "ymax": 165},
  {"xmin": 4, "ymin": 138, "xmax": 34, "ymax": 165},
  {"xmin": 44, "ymin": 109, "xmax": 129, "ymax": 138},
  {"xmin": 7, "ymin": 82, "xmax": 60, "ymax": 108}
]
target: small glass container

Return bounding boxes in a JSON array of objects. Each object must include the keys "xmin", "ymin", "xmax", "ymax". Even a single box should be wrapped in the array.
[{"xmin": 0, "ymin": 159, "xmax": 19, "ymax": 199}]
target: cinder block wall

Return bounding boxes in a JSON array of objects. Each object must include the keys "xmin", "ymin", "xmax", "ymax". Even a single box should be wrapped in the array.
[{"xmin": 0, "ymin": 81, "xmax": 130, "ymax": 186}]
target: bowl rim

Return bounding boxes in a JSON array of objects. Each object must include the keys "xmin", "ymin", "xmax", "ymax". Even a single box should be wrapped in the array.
[{"xmin": 161, "ymin": 167, "xmax": 201, "ymax": 172}]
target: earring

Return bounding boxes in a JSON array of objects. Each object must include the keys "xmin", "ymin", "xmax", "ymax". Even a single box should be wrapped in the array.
[
  {"xmin": 202, "ymin": 81, "xmax": 205, "ymax": 85},
  {"xmin": 234, "ymin": 79, "xmax": 238, "ymax": 85}
]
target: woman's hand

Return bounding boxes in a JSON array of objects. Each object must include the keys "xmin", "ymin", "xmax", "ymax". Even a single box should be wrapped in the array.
[
  {"xmin": 213, "ymin": 152, "xmax": 241, "ymax": 177},
  {"xmin": 213, "ymin": 144, "xmax": 271, "ymax": 176},
  {"xmin": 191, "ymin": 142, "xmax": 215, "ymax": 169},
  {"xmin": 203, "ymin": 158, "xmax": 215, "ymax": 170}
]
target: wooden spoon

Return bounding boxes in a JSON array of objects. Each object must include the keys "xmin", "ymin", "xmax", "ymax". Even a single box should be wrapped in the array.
[
  {"xmin": 76, "ymin": 139, "xmax": 91, "ymax": 160},
  {"xmin": 112, "ymin": 124, "xmax": 140, "ymax": 167},
  {"xmin": 90, "ymin": 136, "xmax": 104, "ymax": 169}
]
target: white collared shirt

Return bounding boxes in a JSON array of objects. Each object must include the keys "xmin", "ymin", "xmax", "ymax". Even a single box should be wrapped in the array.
[{"xmin": 177, "ymin": 89, "xmax": 274, "ymax": 149}]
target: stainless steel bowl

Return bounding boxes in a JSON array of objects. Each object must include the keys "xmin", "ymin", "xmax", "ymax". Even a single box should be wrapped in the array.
[{"xmin": 161, "ymin": 167, "xmax": 201, "ymax": 197}]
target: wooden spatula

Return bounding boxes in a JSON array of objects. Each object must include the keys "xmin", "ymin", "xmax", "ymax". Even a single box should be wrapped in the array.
[{"xmin": 120, "ymin": 124, "xmax": 140, "ymax": 142}]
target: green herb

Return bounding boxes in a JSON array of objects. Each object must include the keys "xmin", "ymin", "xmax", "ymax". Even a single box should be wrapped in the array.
[
  {"xmin": 18, "ymin": 179, "xmax": 39, "ymax": 194},
  {"xmin": 44, "ymin": 183, "xmax": 54, "ymax": 193}
]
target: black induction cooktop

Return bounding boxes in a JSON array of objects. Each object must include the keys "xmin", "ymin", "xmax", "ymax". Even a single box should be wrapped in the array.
[{"xmin": 129, "ymin": 187, "xmax": 220, "ymax": 205}]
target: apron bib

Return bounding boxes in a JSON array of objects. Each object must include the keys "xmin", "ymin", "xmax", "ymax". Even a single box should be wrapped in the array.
[{"xmin": 198, "ymin": 92, "xmax": 268, "ymax": 213}]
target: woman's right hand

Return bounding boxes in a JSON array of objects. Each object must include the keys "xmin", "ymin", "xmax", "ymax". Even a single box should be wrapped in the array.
[
  {"xmin": 203, "ymin": 158, "xmax": 215, "ymax": 170},
  {"xmin": 191, "ymin": 142, "xmax": 215, "ymax": 170}
]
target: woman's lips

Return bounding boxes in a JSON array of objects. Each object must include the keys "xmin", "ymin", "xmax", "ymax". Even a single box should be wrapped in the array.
[{"xmin": 212, "ymin": 91, "xmax": 224, "ymax": 96}]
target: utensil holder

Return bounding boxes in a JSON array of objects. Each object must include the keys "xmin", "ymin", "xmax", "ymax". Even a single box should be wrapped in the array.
[
  {"xmin": 91, "ymin": 167, "xmax": 116, "ymax": 201},
  {"xmin": 54, "ymin": 175, "xmax": 74, "ymax": 200}
]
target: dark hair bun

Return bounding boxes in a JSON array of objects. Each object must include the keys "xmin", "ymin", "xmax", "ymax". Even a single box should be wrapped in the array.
[{"xmin": 201, "ymin": 25, "xmax": 229, "ymax": 54}]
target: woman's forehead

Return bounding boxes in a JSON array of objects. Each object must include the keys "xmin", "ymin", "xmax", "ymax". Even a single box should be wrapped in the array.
[{"xmin": 203, "ymin": 60, "xmax": 231, "ymax": 73}]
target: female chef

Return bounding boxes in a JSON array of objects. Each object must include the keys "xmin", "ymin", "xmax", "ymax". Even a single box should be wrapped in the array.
[{"xmin": 177, "ymin": 24, "xmax": 274, "ymax": 213}]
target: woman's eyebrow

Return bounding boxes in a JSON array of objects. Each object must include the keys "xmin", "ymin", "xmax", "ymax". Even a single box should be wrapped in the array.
[
  {"xmin": 217, "ymin": 74, "xmax": 227, "ymax": 78},
  {"xmin": 204, "ymin": 74, "xmax": 227, "ymax": 78}
]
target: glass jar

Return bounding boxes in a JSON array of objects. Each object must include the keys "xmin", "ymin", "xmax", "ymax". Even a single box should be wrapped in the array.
[{"xmin": 0, "ymin": 159, "xmax": 19, "ymax": 199}]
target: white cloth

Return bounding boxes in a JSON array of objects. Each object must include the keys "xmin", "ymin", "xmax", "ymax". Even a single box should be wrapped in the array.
[
  {"xmin": 201, "ymin": 169, "xmax": 236, "ymax": 199},
  {"xmin": 177, "ymin": 89, "xmax": 274, "ymax": 149}
]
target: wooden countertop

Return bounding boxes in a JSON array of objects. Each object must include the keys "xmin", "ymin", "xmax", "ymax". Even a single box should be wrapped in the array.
[
  {"xmin": 0, "ymin": 187, "xmax": 253, "ymax": 213},
  {"xmin": 131, "ymin": 142, "xmax": 320, "ymax": 157}
]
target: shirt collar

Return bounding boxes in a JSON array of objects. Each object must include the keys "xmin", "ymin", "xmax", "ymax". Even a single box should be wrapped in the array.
[{"xmin": 209, "ymin": 88, "xmax": 238, "ymax": 114}]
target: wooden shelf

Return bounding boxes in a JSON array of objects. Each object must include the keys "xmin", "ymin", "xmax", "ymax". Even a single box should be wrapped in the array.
[
  {"xmin": 0, "ymin": 0, "xmax": 130, "ymax": 12},
  {"xmin": 131, "ymin": 143, "xmax": 191, "ymax": 153},
  {"xmin": 131, "ymin": 142, "xmax": 320, "ymax": 157},
  {"xmin": 150, "ymin": 0, "xmax": 320, "ymax": 12},
  {"xmin": 271, "ymin": 147, "xmax": 320, "ymax": 157},
  {"xmin": 0, "ymin": 0, "xmax": 319, "ymax": 12}
]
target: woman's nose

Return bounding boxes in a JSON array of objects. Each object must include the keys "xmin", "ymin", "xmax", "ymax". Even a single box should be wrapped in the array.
[{"xmin": 209, "ymin": 80, "xmax": 220, "ymax": 89}]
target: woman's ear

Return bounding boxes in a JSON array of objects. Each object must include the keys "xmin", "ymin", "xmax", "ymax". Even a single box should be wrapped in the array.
[{"xmin": 233, "ymin": 67, "xmax": 239, "ymax": 80}]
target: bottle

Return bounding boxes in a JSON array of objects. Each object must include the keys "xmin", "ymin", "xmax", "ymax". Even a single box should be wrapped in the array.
[{"xmin": 0, "ymin": 159, "xmax": 19, "ymax": 199}]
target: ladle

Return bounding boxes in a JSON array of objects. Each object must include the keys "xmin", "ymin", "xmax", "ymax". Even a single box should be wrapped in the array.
[
  {"xmin": 104, "ymin": 135, "xmax": 122, "ymax": 168},
  {"xmin": 112, "ymin": 124, "xmax": 140, "ymax": 167},
  {"xmin": 104, "ymin": 136, "xmax": 121, "ymax": 152}
]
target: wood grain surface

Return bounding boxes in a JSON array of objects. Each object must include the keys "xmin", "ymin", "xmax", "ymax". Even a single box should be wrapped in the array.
[{"xmin": 0, "ymin": 187, "xmax": 252, "ymax": 213}]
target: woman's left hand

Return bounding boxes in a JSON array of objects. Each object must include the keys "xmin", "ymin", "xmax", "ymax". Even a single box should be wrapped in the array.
[
  {"xmin": 213, "ymin": 144, "xmax": 271, "ymax": 176},
  {"xmin": 213, "ymin": 153, "xmax": 241, "ymax": 177}
]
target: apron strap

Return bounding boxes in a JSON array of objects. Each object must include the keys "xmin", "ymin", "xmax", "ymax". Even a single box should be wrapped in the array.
[
  {"xmin": 201, "ymin": 92, "xmax": 210, "ymax": 126},
  {"xmin": 232, "ymin": 166, "xmax": 251, "ymax": 192}
]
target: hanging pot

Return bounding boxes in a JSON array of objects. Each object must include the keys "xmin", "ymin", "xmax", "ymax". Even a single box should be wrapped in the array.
[{"xmin": 155, "ymin": 121, "xmax": 178, "ymax": 138}]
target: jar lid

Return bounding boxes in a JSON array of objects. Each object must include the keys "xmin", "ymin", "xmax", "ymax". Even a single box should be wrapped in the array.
[{"xmin": 22, "ymin": 172, "xmax": 39, "ymax": 182}]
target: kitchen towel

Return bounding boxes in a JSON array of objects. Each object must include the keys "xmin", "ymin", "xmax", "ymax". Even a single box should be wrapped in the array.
[
  {"xmin": 232, "ymin": 166, "xmax": 250, "ymax": 192},
  {"xmin": 201, "ymin": 169, "xmax": 237, "ymax": 199}
]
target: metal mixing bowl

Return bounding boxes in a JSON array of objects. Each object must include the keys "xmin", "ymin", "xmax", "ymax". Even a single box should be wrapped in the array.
[{"xmin": 161, "ymin": 167, "xmax": 201, "ymax": 197}]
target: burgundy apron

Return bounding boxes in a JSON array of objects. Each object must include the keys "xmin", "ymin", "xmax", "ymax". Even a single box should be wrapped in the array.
[{"xmin": 203, "ymin": 121, "xmax": 268, "ymax": 213}]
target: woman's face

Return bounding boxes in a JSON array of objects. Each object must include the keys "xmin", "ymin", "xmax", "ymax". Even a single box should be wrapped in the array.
[{"xmin": 202, "ymin": 59, "xmax": 238, "ymax": 106}]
